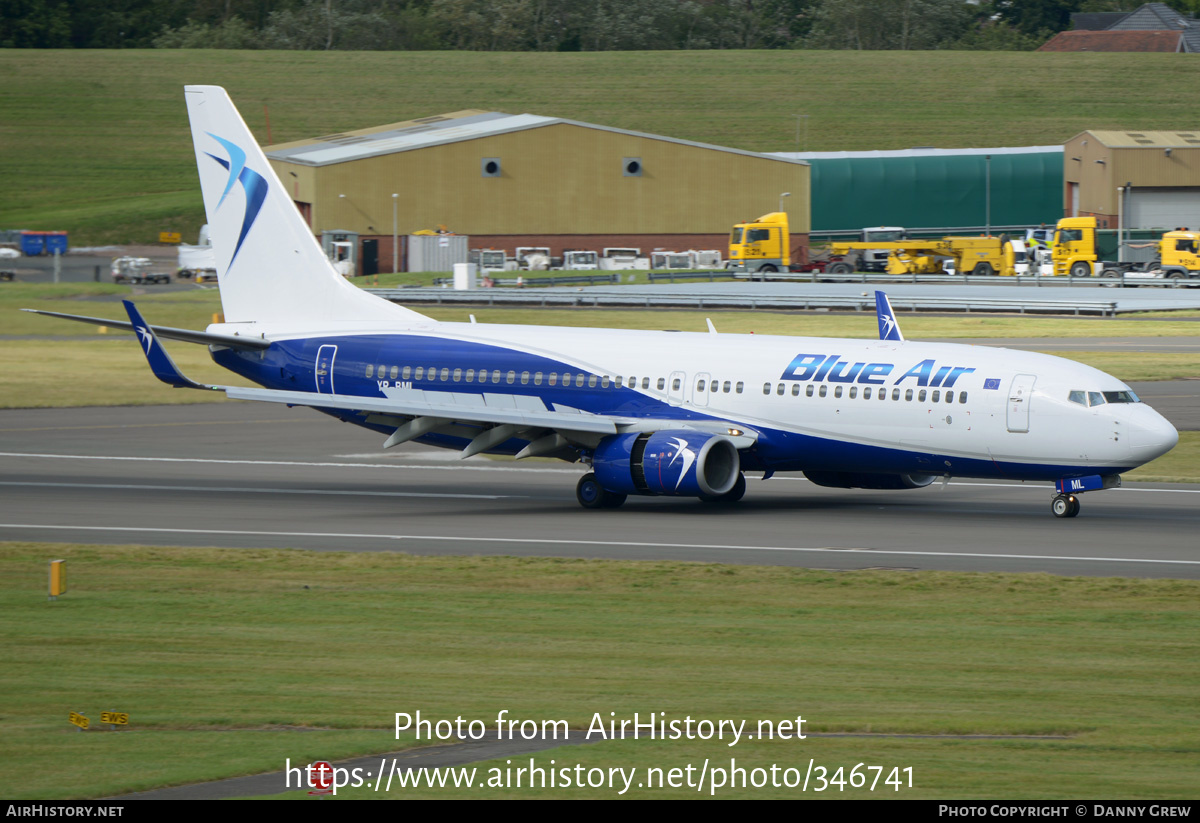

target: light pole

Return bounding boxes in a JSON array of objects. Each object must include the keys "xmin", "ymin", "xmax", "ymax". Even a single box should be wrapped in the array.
[
  {"xmin": 779, "ymin": 191, "xmax": 791, "ymax": 214},
  {"xmin": 984, "ymin": 155, "xmax": 992, "ymax": 237},
  {"xmin": 392, "ymin": 193, "xmax": 399, "ymax": 274},
  {"xmin": 794, "ymin": 114, "xmax": 809, "ymax": 153}
]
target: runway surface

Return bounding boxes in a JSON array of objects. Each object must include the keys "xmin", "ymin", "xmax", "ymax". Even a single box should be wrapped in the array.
[{"xmin": 2, "ymin": 403, "xmax": 1197, "ymax": 579}]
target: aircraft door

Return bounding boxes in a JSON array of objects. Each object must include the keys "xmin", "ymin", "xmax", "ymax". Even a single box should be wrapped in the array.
[
  {"xmin": 693, "ymin": 372, "xmax": 711, "ymax": 407},
  {"xmin": 668, "ymin": 370, "xmax": 686, "ymax": 406},
  {"xmin": 315, "ymin": 344, "xmax": 338, "ymax": 394},
  {"xmin": 1006, "ymin": 374, "xmax": 1036, "ymax": 433}
]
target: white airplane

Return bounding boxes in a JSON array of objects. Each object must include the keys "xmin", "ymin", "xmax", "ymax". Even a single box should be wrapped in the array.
[{"xmin": 26, "ymin": 86, "xmax": 1179, "ymax": 518}]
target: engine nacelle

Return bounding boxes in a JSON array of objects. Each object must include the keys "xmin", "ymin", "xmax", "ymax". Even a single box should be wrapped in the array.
[
  {"xmin": 593, "ymin": 431, "xmax": 740, "ymax": 497},
  {"xmin": 804, "ymin": 471, "xmax": 937, "ymax": 490}
]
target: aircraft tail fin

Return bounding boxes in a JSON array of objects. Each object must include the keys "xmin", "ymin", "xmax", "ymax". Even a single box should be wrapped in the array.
[
  {"xmin": 183, "ymin": 85, "xmax": 430, "ymax": 327},
  {"xmin": 874, "ymin": 290, "xmax": 904, "ymax": 342}
]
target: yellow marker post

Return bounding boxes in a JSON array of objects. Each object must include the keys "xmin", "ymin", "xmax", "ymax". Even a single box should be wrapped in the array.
[
  {"xmin": 69, "ymin": 711, "xmax": 89, "ymax": 731},
  {"xmin": 159, "ymin": 231, "xmax": 182, "ymax": 244},
  {"xmin": 48, "ymin": 559, "xmax": 66, "ymax": 601}
]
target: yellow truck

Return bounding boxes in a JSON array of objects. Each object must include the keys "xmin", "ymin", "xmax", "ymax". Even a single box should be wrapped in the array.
[
  {"xmin": 1050, "ymin": 217, "xmax": 1100, "ymax": 278},
  {"xmin": 1051, "ymin": 217, "xmax": 1200, "ymax": 282},
  {"xmin": 727, "ymin": 212, "xmax": 792, "ymax": 273},
  {"xmin": 1100, "ymin": 228, "xmax": 1200, "ymax": 284}
]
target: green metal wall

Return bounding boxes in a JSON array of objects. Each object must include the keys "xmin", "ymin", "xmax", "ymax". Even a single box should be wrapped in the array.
[{"xmin": 810, "ymin": 152, "xmax": 1063, "ymax": 232}]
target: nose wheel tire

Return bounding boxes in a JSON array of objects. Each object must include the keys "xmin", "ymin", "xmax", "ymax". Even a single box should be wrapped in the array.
[
  {"xmin": 576, "ymin": 472, "xmax": 626, "ymax": 509},
  {"xmin": 1051, "ymin": 493, "xmax": 1080, "ymax": 518}
]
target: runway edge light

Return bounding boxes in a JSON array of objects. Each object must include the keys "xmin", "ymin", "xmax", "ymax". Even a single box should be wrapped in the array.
[{"xmin": 48, "ymin": 559, "xmax": 66, "ymax": 601}]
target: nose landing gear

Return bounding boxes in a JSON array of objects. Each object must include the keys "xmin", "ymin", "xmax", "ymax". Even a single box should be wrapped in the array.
[{"xmin": 1051, "ymin": 493, "xmax": 1080, "ymax": 518}]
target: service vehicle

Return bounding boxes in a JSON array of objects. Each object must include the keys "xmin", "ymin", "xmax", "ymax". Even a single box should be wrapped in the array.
[{"xmin": 111, "ymin": 257, "xmax": 171, "ymax": 285}]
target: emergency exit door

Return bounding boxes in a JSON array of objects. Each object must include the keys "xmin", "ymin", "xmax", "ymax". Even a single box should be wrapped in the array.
[{"xmin": 315, "ymin": 345, "xmax": 338, "ymax": 394}]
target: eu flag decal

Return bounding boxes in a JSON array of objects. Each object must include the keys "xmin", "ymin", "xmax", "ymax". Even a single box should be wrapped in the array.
[{"xmin": 983, "ymin": 378, "xmax": 1001, "ymax": 390}]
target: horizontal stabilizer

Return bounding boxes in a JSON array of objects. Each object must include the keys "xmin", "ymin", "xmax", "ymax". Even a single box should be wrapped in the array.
[{"xmin": 21, "ymin": 308, "xmax": 271, "ymax": 350}]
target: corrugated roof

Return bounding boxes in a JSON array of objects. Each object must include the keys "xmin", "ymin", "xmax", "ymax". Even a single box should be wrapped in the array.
[
  {"xmin": 1106, "ymin": 2, "xmax": 1188, "ymax": 30},
  {"xmin": 774, "ymin": 146, "xmax": 1062, "ymax": 161},
  {"xmin": 267, "ymin": 110, "xmax": 807, "ymax": 168},
  {"xmin": 1074, "ymin": 130, "xmax": 1200, "ymax": 148},
  {"xmin": 1037, "ymin": 29, "xmax": 1182, "ymax": 51},
  {"xmin": 1071, "ymin": 12, "xmax": 1131, "ymax": 31}
]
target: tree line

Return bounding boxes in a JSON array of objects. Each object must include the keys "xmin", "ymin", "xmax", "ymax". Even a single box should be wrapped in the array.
[{"xmin": 3, "ymin": 1, "xmax": 1190, "ymax": 52}]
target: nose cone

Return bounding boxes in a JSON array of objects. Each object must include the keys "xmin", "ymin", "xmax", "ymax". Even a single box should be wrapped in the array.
[{"xmin": 1128, "ymin": 408, "xmax": 1179, "ymax": 466}]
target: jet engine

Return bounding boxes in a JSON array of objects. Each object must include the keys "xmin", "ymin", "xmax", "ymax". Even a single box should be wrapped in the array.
[
  {"xmin": 593, "ymin": 431, "xmax": 740, "ymax": 497},
  {"xmin": 804, "ymin": 471, "xmax": 937, "ymax": 490}
]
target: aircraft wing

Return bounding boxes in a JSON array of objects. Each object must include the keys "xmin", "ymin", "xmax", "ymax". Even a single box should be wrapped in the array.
[{"xmin": 221, "ymin": 385, "xmax": 619, "ymax": 436}]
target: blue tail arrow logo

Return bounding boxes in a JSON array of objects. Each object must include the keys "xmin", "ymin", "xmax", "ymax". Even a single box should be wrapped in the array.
[{"xmin": 204, "ymin": 132, "xmax": 268, "ymax": 269}]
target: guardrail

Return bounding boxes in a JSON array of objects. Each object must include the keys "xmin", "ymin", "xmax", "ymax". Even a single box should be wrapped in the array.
[
  {"xmin": 431, "ymin": 273, "xmax": 620, "ymax": 287},
  {"xmin": 369, "ymin": 288, "xmax": 1120, "ymax": 316},
  {"xmin": 646, "ymin": 270, "xmax": 734, "ymax": 283},
  {"xmin": 732, "ymin": 271, "xmax": 1199, "ymax": 288}
]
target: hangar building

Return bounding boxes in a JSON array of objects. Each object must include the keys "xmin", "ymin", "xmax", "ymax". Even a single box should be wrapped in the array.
[
  {"xmin": 265, "ymin": 110, "xmax": 810, "ymax": 274},
  {"xmin": 773, "ymin": 146, "xmax": 1064, "ymax": 237},
  {"xmin": 1063, "ymin": 130, "xmax": 1200, "ymax": 231}
]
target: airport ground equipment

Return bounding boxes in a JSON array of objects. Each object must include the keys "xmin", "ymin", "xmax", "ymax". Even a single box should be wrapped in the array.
[
  {"xmin": 111, "ymin": 257, "xmax": 171, "ymax": 285},
  {"xmin": 1099, "ymin": 230, "xmax": 1200, "ymax": 284},
  {"xmin": 561, "ymin": 250, "xmax": 599, "ymax": 270},
  {"xmin": 599, "ymin": 248, "xmax": 650, "ymax": 271}
]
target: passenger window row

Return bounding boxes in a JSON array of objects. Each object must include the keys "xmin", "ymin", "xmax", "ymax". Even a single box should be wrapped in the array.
[
  {"xmin": 764, "ymin": 382, "xmax": 967, "ymax": 404},
  {"xmin": 365, "ymin": 364, "xmax": 738, "ymax": 395}
]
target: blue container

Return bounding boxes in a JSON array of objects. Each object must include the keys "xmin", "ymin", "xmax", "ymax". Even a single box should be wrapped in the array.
[
  {"xmin": 20, "ymin": 232, "xmax": 45, "ymax": 256},
  {"xmin": 45, "ymin": 232, "xmax": 68, "ymax": 254}
]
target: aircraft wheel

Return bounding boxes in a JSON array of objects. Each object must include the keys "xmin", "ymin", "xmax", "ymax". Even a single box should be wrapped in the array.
[
  {"xmin": 602, "ymin": 492, "xmax": 627, "ymax": 509},
  {"xmin": 577, "ymin": 473, "xmax": 624, "ymax": 509},
  {"xmin": 1051, "ymin": 493, "xmax": 1079, "ymax": 518},
  {"xmin": 700, "ymin": 472, "xmax": 746, "ymax": 504},
  {"xmin": 577, "ymin": 473, "xmax": 605, "ymax": 508}
]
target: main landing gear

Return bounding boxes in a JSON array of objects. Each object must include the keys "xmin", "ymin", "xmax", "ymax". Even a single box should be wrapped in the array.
[
  {"xmin": 1051, "ymin": 493, "xmax": 1080, "ymax": 518},
  {"xmin": 700, "ymin": 472, "xmax": 747, "ymax": 504},
  {"xmin": 575, "ymin": 471, "xmax": 749, "ymax": 508},
  {"xmin": 576, "ymin": 473, "xmax": 627, "ymax": 509}
]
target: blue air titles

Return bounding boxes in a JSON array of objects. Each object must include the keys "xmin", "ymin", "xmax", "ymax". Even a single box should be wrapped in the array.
[{"xmin": 782, "ymin": 354, "xmax": 976, "ymax": 388}]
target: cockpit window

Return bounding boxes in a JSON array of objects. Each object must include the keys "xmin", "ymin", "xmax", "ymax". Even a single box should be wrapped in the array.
[
  {"xmin": 1068, "ymin": 391, "xmax": 1086, "ymax": 406},
  {"xmin": 1103, "ymin": 390, "xmax": 1140, "ymax": 404},
  {"xmin": 1088, "ymin": 392, "xmax": 1105, "ymax": 407}
]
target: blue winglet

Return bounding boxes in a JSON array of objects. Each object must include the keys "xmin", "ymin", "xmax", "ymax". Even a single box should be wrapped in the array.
[
  {"xmin": 122, "ymin": 300, "xmax": 213, "ymax": 390},
  {"xmin": 874, "ymin": 291, "xmax": 904, "ymax": 342}
]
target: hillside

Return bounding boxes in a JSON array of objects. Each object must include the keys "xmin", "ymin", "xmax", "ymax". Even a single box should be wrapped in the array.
[{"xmin": 2, "ymin": 49, "xmax": 1195, "ymax": 243}]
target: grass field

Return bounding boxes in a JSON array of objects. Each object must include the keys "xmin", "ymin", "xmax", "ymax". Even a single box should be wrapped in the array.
[
  {"xmin": 4, "ymin": 49, "xmax": 1200, "ymax": 243},
  {"xmin": 3, "ymin": 542, "xmax": 1198, "ymax": 799}
]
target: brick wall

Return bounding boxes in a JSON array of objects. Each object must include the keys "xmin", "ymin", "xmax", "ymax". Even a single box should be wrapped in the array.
[{"xmin": 358, "ymin": 232, "xmax": 811, "ymax": 273}]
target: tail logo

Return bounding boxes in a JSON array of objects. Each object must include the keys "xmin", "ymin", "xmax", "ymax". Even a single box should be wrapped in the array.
[{"xmin": 204, "ymin": 132, "xmax": 268, "ymax": 269}]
